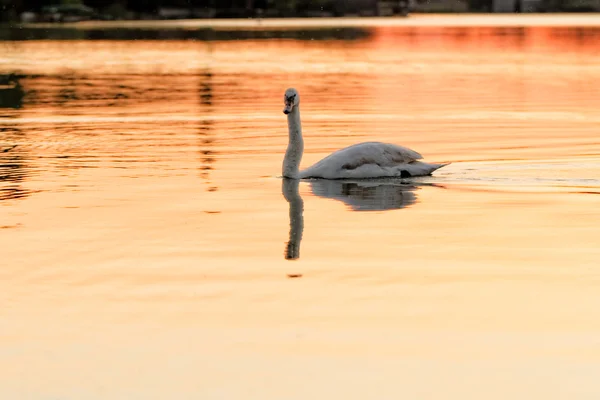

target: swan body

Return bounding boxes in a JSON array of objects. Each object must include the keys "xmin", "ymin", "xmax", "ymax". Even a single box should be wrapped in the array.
[
  {"xmin": 298, "ymin": 141, "xmax": 446, "ymax": 179},
  {"xmin": 282, "ymin": 88, "xmax": 447, "ymax": 179}
]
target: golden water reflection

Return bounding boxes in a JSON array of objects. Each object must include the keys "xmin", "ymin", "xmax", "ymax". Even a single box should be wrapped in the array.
[{"xmin": 1, "ymin": 22, "xmax": 600, "ymax": 400}]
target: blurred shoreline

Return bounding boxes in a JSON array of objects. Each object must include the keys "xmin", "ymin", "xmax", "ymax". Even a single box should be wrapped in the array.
[{"xmin": 14, "ymin": 14, "xmax": 600, "ymax": 30}]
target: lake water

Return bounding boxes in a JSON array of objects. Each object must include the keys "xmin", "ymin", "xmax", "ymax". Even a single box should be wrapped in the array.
[{"xmin": 1, "ymin": 18, "xmax": 600, "ymax": 399}]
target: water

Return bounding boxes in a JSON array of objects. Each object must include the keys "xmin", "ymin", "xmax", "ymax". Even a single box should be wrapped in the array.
[{"xmin": 1, "ymin": 20, "xmax": 600, "ymax": 399}]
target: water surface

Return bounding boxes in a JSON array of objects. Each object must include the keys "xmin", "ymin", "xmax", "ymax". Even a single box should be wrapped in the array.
[{"xmin": 1, "ymin": 21, "xmax": 600, "ymax": 399}]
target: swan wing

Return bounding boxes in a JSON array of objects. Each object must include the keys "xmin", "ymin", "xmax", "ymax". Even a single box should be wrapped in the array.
[
  {"xmin": 302, "ymin": 142, "xmax": 422, "ymax": 177},
  {"xmin": 334, "ymin": 142, "xmax": 423, "ymax": 169}
]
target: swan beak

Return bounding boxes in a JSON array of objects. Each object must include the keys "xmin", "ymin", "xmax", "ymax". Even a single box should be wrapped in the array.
[{"xmin": 283, "ymin": 104, "xmax": 293, "ymax": 114}]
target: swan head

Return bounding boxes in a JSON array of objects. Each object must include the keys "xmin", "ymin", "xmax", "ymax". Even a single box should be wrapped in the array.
[{"xmin": 283, "ymin": 88, "xmax": 299, "ymax": 115}]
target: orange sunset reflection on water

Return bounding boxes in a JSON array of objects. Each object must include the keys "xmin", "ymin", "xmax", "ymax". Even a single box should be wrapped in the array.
[{"xmin": 1, "ymin": 20, "xmax": 600, "ymax": 400}]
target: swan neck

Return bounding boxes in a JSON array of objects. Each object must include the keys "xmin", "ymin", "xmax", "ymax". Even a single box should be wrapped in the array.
[{"xmin": 283, "ymin": 106, "xmax": 303, "ymax": 178}]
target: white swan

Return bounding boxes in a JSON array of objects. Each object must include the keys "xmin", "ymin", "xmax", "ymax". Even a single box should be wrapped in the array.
[{"xmin": 282, "ymin": 88, "xmax": 448, "ymax": 179}]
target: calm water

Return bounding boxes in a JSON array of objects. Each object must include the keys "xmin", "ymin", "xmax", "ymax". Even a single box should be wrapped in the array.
[{"xmin": 1, "ymin": 20, "xmax": 600, "ymax": 399}]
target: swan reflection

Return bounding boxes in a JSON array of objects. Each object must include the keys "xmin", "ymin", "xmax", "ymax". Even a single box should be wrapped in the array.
[
  {"xmin": 282, "ymin": 179, "xmax": 434, "ymax": 260},
  {"xmin": 282, "ymin": 178, "xmax": 304, "ymax": 260},
  {"xmin": 309, "ymin": 179, "xmax": 422, "ymax": 211}
]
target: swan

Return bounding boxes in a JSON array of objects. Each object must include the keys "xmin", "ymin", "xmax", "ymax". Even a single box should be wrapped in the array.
[{"xmin": 282, "ymin": 88, "xmax": 448, "ymax": 179}]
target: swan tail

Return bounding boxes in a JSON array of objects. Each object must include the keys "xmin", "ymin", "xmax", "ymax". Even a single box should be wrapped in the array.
[{"xmin": 405, "ymin": 161, "xmax": 449, "ymax": 177}]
